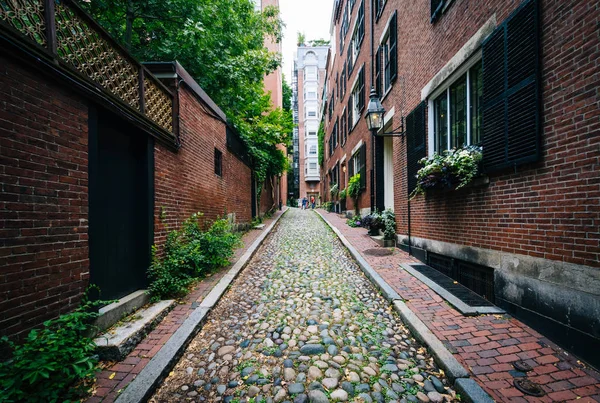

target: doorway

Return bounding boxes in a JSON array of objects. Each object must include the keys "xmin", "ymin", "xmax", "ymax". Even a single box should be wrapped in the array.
[
  {"xmin": 383, "ymin": 137, "xmax": 394, "ymax": 211},
  {"xmin": 89, "ymin": 107, "xmax": 154, "ymax": 300}
]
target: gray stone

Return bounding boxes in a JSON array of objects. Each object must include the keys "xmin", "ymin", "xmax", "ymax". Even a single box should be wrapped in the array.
[
  {"xmin": 330, "ymin": 389, "xmax": 348, "ymax": 401},
  {"xmin": 300, "ymin": 344, "xmax": 325, "ymax": 355},
  {"xmin": 307, "ymin": 390, "xmax": 329, "ymax": 403},
  {"xmin": 381, "ymin": 364, "xmax": 399, "ymax": 372},
  {"xmin": 427, "ymin": 392, "xmax": 443, "ymax": 403},
  {"xmin": 322, "ymin": 377, "xmax": 338, "ymax": 389},
  {"xmin": 216, "ymin": 385, "xmax": 226, "ymax": 395},
  {"xmin": 294, "ymin": 394, "xmax": 308, "ymax": 403},
  {"xmin": 288, "ymin": 383, "xmax": 305, "ymax": 394},
  {"xmin": 430, "ymin": 376, "xmax": 445, "ymax": 393}
]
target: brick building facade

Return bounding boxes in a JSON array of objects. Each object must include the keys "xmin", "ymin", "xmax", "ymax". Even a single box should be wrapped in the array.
[
  {"xmin": 0, "ymin": 11, "xmax": 253, "ymax": 343},
  {"xmin": 322, "ymin": 0, "xmax": 599, "ymax": 366}
]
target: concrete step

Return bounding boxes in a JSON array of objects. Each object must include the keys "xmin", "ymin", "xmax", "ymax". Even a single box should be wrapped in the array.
[{"xmin": 94, "ymin": 299, "xmax": 175, "ymax": 361}]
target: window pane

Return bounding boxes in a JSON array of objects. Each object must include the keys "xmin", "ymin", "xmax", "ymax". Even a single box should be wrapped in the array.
[
  {"xmin": 470, "ymin": 61, "xmax": 483, "ymax": 145},
  {"xmin": 434, "ymin": 93, "xmax": 448, "ymax": 151},
  {"xmin": 383, "ymin": 42, "xmax": 390, "ymax": 91},
  {"xmin": 450, "ymin": 76, "xmax": 467, "ymax": 148}
]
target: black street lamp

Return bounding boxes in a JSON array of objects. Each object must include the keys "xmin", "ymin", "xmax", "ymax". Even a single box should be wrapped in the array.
[{"xmin": 364, "ymin": 86, "xmax": 406, "ymax": 137}]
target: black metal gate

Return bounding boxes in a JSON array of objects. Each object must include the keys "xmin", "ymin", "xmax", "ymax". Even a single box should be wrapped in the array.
[{"xmin": 89, "ymin": 107, "xmax": 154, "ymax": 300}]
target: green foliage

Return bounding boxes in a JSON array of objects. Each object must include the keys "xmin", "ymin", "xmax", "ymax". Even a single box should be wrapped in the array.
[
  {"xmin": 329, "ymin": 183, "xmax": 339, "ymax": 199},
  {"xmin": 338, "ymin": 188, "xmax": 347, "ymax": 200},
  {"xmin": 297, "ymin": 31, "xmax": 306, "ymax": 46},
  {"xmin": 347, "ymin": 174, "xmax": 361, "ymax": 200},
  {"xmin": 412, "ymin": 145, "xmax": 482, "ymax": 198},
  {"xmin": 81, "ymin": 0, "xmax": 293, "ymax": 204},
  {"xmin": 347, "ymin": 174, "xmax": 362, "ymax": 215},
  {"xmin": 321, "ymin": 201, "xmax": 334, "ymax": 212},
  {"xmin": 148, "ymin": 213, "xmax": 241, "ymax": 301},
  {"xmin": 381, "ymin": 209, "xmax": 396, "ymax": 240},
  {"xmin": 346, "ymin": 217, "xmax": 361, "ymax": 227},
  {"xmin": 308, "ymin": 38, "xmax": 330, "ymax": 47},
  {"xmin": 0, "ymin": 289, "xmax": 111, "ymax": 403},
  {"xmin": 317, "ymin": 120, "xmax": 326, "ymax": 167},
  {"xmin": 282, "ymin": 76, "xmax": 293, "ymax": 112}
]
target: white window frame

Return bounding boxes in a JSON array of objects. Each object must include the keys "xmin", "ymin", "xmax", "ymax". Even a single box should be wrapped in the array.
[
  {"xmin": 427, "ymin": 53, "xmax": 482, "ymax": 156},
  {"xmin": 350, "ymin": 66, "xmax": 364, "ymax": 128},
  {"xmin": 309, "ymin": 145, "xmax": 317, "ymax": 155}
]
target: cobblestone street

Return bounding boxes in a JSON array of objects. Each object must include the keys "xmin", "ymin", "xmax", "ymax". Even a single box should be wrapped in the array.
[{"xmin": 150, "ymin": 209, "xmax": 456, "ymax": 402}]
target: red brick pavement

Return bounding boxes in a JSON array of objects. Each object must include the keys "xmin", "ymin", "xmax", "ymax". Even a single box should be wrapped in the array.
[
  {"xmin": 321, "ymin": 210, "xmax": 600, "ymax": 403},
  {"xmin": 86, "ymin": 210, "xmax": 285, "ymax": 403}
]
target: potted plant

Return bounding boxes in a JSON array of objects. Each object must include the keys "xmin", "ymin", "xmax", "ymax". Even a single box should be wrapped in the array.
[
  {"xmin": 381, "ymin": 209, "xmax": 396, "ymax": 244},
  {"xmin": 411, "ymin": 145, "xmax": 483, "ymax": 198}
]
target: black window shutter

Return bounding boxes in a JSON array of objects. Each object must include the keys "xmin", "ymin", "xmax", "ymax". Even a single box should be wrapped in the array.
[
  {"xmin": 482, "ymin": 0, "xmax": 540, "ymax": 173},
  {"xmin": 349, "ymin": 156, "xmax": 355, "ymax": 177},
  {"xmin": 431, "ymin": 0, "xmax": 445, "ymax": 22},
  {"xmin": 358, "ymin": 68, "xmax": 365, "ymax": 112},
  {"xmin": 359, "ymin": 143, "xmax": 367, "ymax": 189},
  {"xmin": 347, "ymin": 46, "xmax": 353, "ymax": 75},
  {"xmin": 375, "ymin": 47, "xmax": 382, "ymax": 96},
  {"xmin": 390, "ymin": 11, "xmax": 398, "ymax": 83},
  {"xmin": 358, "ymin": 1, "xmax": 365, "ymax": 44},
  {"xmin": 348, "ymin": 96, "xmax": 353, "ymax": 130},
  {"xmin": 406, "ymin": 102, "xmax": 427, "ymax": 195}
]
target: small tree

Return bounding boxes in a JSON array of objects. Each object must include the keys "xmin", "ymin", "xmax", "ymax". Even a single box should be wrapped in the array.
[
  {"xmin": 297, "ymin": 31, "xmax": 306, "ymax": 46},
  {"xmin": 347, "ymin": 174, "xmax": 362, "ymax": 217}
]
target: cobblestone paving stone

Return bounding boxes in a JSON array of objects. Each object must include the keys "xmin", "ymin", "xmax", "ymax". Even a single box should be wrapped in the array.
[{"xmin": 150, "ymin": 209, "xmax": 457, "ymax": 403}]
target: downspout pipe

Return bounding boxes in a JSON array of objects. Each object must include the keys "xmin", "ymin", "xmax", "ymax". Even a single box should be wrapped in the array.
[{"xmin": 370, "ymin": 0, "xmax": 376, "ymax": 212}]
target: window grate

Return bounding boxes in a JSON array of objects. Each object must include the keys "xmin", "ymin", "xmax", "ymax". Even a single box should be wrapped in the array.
[{"xmin": 427, "ymin": 252, "xmax": 496, "ymax": 303}]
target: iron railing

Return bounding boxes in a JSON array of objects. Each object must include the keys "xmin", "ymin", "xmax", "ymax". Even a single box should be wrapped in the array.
[{"xmin": 0, "ymin": 0, "xmax": 174, "ymax": 136}]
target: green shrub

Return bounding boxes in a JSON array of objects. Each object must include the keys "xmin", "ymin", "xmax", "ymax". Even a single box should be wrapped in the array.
[
  {"xmin": 339, "ymin": 188, "xmax": 347, "ymax": 200},
  {"xmin": 347, "ymin": 174, "xmax": 362, "ymax": 215},
  {"xmin": 0, "ymin": 291, "xmax": 109, "ymax": 402},
  {"xmin": 381, "ymin": 209, "xmax": 396, "ymax": 240},
  {"xmin": 148, "ymin": 213, "xmax": 241, "ymax": 301}
]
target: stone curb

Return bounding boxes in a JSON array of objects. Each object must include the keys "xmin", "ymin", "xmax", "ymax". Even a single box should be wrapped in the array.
[
  {"xmin": 114, "ymin": 209, "xmax": 287, "ymax": 403},
  {"xmin": 315, "ymin": 210, "xmax": 401, "ymax": 302},
  {"xmin": 316, "ymin": 211, "xmax": 494, "ymax": 403}
]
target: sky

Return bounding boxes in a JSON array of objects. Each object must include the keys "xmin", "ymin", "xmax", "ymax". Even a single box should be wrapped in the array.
[{"xmin": 279, "ymin": 0, "xmax": 333, "ymax": 84}]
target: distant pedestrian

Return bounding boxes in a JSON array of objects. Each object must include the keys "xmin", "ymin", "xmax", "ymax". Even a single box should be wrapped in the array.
[
  {"xmin": 302, "ymin": 197, "xmax": 307, "ymax": 210},
  {"xmin": 310, "ymin": 196, "xmax": 315, "ymax": 209}
]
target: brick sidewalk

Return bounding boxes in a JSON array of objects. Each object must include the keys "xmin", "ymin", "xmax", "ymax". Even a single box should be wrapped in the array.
[
  {"xmin": 321, "ymin": 210, "xmax": 600, "ymax": 403},
  {"xmin": 86, "ymin": 209, "xmax": 285, "ymax": 403}
]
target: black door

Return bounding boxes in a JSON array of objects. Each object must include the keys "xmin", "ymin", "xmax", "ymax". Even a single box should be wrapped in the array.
[{"xmin": 89, "ymin": 107, "xmax": 154, "ymax": 300}]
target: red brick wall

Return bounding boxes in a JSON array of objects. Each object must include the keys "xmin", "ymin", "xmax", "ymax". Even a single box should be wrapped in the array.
[
  {"xmin": 154, "ymin": 86, "xmax": 252, "ymax": 248},
  {"xmin": 0, "ymin": 56, "xmax": 90, "ymax": 341},
  {"xmin": 385, "ymin": 0, "xmax": 600, "ymax": 268},
  {"xmin": 324, "ymin": 0, "xmax": 374, "ymax": 214},
  {"xmin": 325, "ymin": 0, "xmax": 599, "ymax": 268}
]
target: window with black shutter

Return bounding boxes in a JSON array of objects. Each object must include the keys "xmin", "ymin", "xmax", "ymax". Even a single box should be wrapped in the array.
[
  {"xmin": 347, "ymin": 46, "xmax": 353, "ymax": 75},
  {"xmin": 406, "ymin": 102, "xmax": 427, "ymax": 195},
  {"xmin": 431, "ymin": 0, "xmax": 446, "ymax": 23},
  {"xmin": 348, "ymin": 96, "xmax": 353, "ymax": 131},
  {"xmin": 342, "ymin": 63, "xmax": 347, "ymax": 96},
  {"xmin": 358, "ymin": 68, "xmax": 365, "ymax": 112},
  {"xmin": 482, "ymin": 0, "xmax": 540, "ymax": 173},
  {"xmin": 389, "ymin": 11, "xmax": 397, "ymax": 83},
  {"xmin": 357, "ymin": 1, "xmax": 365, "ymax": 45},
  {"xmin": 375, "ymin": 0, "xmax": 386, "ymax": 19},
  {"xmin": 375, "ymin": 46, "xmax": 382, "ymax": 96}
]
